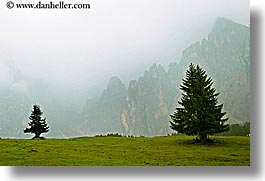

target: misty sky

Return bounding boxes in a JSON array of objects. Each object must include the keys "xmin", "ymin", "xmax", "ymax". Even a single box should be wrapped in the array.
[{"xmin": 0, "ymin": 0, "xmax": 249, "ymax": 102}]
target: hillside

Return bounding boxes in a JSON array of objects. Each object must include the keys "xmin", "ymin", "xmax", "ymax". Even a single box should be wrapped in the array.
[{"xmin": 0, "ymin": 136, "xmax": 250, "ymax": 166}]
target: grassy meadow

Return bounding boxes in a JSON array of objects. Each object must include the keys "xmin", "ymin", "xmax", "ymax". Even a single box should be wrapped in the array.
[{"xmin": 0, "ymin": 136, "xmax": 250, "ymax": 166}]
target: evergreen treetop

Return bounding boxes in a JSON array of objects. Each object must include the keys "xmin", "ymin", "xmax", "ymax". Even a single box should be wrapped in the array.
[{"xmin": 24, "ymin": 104, "xmax": 49, "ymax": 139}]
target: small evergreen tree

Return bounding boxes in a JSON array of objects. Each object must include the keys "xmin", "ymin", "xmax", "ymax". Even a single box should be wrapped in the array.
[
  {"xmin": 170, "ymin": 63, "xmax": 229, "ymax": 143},
  {"xmin": 24, "ymin": 104, "xmax": 49, "ymax": 139}
]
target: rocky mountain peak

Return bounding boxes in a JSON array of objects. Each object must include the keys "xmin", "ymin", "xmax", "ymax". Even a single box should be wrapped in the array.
[
  {"xmin": 106, "ymin": 76, "xmax": 125, "ymax": 91},
  {"xmin": 213, "ymin": 17, "xmax": 236, "ymax": 30},
  {"xmin": 101, "ymin": 76, "xmax": 126, "ymax": 100},
  {"xmin": 142, "ymin": 63, "xmax": 167, "ymax": 80},
  {"xmin": 211, "ymin": 17, "xmax": 249, "ymax": 41}
]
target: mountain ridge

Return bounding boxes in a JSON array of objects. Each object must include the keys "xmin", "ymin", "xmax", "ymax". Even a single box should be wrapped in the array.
[{"xmin": 82, "ymin": 17, "xmax": 250, "ymax": 136}]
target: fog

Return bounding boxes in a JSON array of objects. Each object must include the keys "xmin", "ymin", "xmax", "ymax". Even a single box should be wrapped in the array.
[{"xmin": 0, "ymin": 0, "xmax": 249, "ymax": 104}]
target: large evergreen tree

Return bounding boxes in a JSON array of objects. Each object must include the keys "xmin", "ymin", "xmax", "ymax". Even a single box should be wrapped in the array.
[
  {"xmin": 24, "ymin": 104, "xmax": 49, "ymax": 139},
  {"xmin": 170, "ymin": 63, "xmax": 229, "ymax": 143}
]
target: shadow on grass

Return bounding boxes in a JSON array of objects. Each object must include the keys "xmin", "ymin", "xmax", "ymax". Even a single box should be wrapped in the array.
[{"xmin": 178, "ymin": 137, "xmax": 231, "ymax": 147}]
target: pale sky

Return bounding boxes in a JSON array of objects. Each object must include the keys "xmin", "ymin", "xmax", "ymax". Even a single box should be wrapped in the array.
[{"xmin": 0, "ymin": 0, "xmax": 249, "ymax": 101}]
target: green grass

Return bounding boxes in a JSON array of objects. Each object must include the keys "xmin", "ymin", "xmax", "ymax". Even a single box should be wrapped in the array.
[{"xmin": 0, "ymin": 136, "xmax": 250, "ymax": 166}]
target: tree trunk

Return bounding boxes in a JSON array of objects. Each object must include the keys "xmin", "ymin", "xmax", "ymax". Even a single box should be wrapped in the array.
[
  {"xmin": 199, "ymin": 134, "xmax": 207, "ymax": 144},
  {"xmin": 34, "ymin": 134, "xmax": 40, "ymax": 138}
]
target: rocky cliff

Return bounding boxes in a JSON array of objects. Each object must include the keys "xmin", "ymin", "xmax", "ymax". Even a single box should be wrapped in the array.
[
  {"xmin": 80, "ymin": 18, "xmax": 250, "ymax": 137},
  {"xmin": 178, "ymin": 17, "xmax": 250, "ymax": 124},
  {"xmin": 120, "ymin": 64, "xmax": 175, "ymax": 136},
  {"xmin": 118, "ymin": 18, "xmax": 250, "ymax": 136},
  {"xmin": 81, "ymin": 76, "xmax": 127, "ymax": 135}
]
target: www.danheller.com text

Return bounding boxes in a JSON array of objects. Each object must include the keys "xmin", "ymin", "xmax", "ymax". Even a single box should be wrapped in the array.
[{"xmin": 7, "ymin": 1, "xmax": 91, "ymax": 9}]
